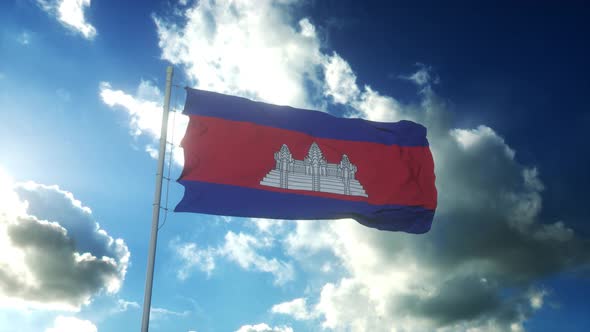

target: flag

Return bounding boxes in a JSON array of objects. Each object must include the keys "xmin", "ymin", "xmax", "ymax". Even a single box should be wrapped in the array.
[{"xmin": 175, "ymin": 88, "xmax": 437, "ymax": 233}]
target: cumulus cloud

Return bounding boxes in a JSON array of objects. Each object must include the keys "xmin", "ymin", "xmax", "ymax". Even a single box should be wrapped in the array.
[
  {"xmin": 0, "ymin": 168, "xmax": 129, "ymax": 311},
  {"xmin": 153, "ymin": 0, "xmax": 324, "ymax": 109},
  {"xmin": 37, "ymin": 0, "xmax": 97, "ymax": 39},
  {"xmin": 99, "ymin": 80, "xmax": 187, "ymax": 165},
  {"xmin": 45, "ymin": 316, "xmax": 97, "ymax": 332},
  {"xmin": 103, "ymin": 0, "xmax": 326, "ymax": 163},
  {"xmin": 235, "ymin": 323, "xmax": 293, "ymax": 332},
  {"xmin": 134, "ymin": 1, "xmax": 589, "ymax": 330},
  {"xmin": 278, "ymin": 64, "xmax": 590, "ymax": 330},
  {"xmin": 271, "ymin": 60, "xmax": 589, "ymax": 330}
]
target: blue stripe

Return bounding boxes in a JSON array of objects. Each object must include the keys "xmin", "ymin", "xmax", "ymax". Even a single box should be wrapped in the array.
[
  {"xmin": 184, "ymin": 88, "xmax": 429, "ymax": 147},
  {"xmin": 175, "ymin": 180, "xmax": 434, "ymax": 234}
]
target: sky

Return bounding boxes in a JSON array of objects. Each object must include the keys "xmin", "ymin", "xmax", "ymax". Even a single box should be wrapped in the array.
[{"xmin": 0, "ymin": 0, "xmax": 589, "ymax": 331}]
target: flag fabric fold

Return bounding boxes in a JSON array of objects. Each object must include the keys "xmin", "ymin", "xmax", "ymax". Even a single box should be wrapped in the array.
[{"xmin": 175, "ymin": 88, "xmax": 437, "ymax": 233}]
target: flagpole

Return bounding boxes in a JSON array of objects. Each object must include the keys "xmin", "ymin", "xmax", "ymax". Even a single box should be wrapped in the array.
[{"xmin": 141, "ymin": 65, "xmax": 174, "ymax": 332}]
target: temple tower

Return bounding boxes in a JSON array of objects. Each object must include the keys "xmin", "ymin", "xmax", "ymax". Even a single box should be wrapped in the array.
[
  {"xmin": 339, "ymin": 154, "xmax": 356, "ymax": 195},
  {"xmin": 304, "ymin": 142, "xmax": 326, "ymax": 191},
  {"xmin": 274, "ymin": 144, "xmax": 293, "ymax": 188}
]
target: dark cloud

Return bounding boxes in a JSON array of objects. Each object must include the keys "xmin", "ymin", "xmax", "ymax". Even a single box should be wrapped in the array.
[
  {"xmin": 0, "ymin": 182, "xmax": 129, "ymax": 310},
  {"xmin": 400, "ymin": 276, "xmax": 507, "ymax": 325},
  {"xmin": 14, "ymin": 184, "xmax": 116, "ymax": 260},
  {"xmin": 283, "ymin": 71, "xmax": 590, "ymax": 331},
  {"xmin": 344, "ymin": 117, "xmax": 590, "ymax": 328}
]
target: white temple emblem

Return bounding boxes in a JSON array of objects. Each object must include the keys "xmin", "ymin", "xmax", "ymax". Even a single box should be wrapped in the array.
[{"xmin": 260, "ymin": 142, "xmax": 368, "ymax": 197}]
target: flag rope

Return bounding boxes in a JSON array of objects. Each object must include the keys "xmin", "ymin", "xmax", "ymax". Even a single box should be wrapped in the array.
[{"xmin": 158, "ymin": 90, "xmax": 180, "ymax": 231}]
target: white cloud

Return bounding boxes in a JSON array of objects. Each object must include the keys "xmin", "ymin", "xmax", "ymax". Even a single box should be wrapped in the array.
[
  {"xmin": 104, "ymin": 0, "xmax": 329, "ymax": 164},
  {"xmin": 323, "ymin": 52, "xmax": 360, "ymax": 105},
  {"xmin": 220, "ymin": 231, "xmax": 294, "ymax": 285},
  {"xmin": 171, "ymin": 231, "xmax": 294, "ymax": 285},
  {"xmin": 219, "ymin": 216, "xmax": 233, "ymax": 223},
  {"xmin": 271, "ymin": 297, "xmax": 316, "ymax": 320},
  {"xmin": 99, "ymin": 81, "xmax": 162, "ymax": 138},
  {"xmin": 352, "ymin": 85, "xmax": 405, "ymax": 122},
  {"xmin": 99, "ymin": 81, "xmax": 187, "ymax": 165},
  {"xmin": 284, "ymin": 220, "xmax": 337, "ymax": 257},
  {"xmin": 249, "ymin": 218, "xmax": 287, "ymax": 235},
  {"xmin": 528, "ymin": 289, "xmax": 547, "ymax": 310},
  {"xmin": 115, "ymin": 299, "xmax": 140, "ymax": 312},
  {"xmin": 451, "ymin": 126, "xmax": 515, "ymax": 159},
  {"xmin": 400, "ymin": 63, "xmax": 439, "ymax": 87},
  {"xmin": 37, "ymin": 0, "xmax": 97, "ymax": 39},
  {"xmin": 45, "ymin": 316, "xmax": 97, "ymax": 332},
  {"xmin": 235, "ymin": 323, "xmax": 293, "ymax": 332},
  {"xmin": 317, "ymin": 277, "xmax": 393, "ymax": 331},
  {"xmin": 153, "ymin": 0, "xmax": 324, "ymax": 109},
  {"xmin": 150, "ymin": 307, "xmax": 190, "ymax": 320},
  {"xmin": 171, "ymin": 239, "xmax": 216, "ymax": 279},
  {"xmin": 0, "ymin": 168, "xmax": 129, "ymax": 311}
]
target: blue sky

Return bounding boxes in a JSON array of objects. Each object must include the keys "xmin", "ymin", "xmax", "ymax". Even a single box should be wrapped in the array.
[{"xmin": 1, "ymin": 0, "xmax": 589, "ymax": 331}]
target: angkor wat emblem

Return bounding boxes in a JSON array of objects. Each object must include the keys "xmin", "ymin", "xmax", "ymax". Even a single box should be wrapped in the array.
[{"xmin": 260, "ymin": 142, "xmax": 368, "ymax": 197}]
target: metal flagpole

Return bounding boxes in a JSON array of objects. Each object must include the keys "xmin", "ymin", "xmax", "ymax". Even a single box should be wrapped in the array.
[{"xmin": 141, "ymin": 65, "xmax": 174, "ymax": 332}]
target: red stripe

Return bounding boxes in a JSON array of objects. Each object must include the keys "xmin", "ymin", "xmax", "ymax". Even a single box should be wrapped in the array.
[{"xmin": 180, "ymin": 115, "xmax": 437, "ymax": 210}]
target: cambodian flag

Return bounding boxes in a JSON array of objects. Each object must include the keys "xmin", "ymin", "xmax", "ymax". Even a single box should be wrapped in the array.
[{"xmin": 175, "ymin": 88, "xmax": 437, "ymax": 233}]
